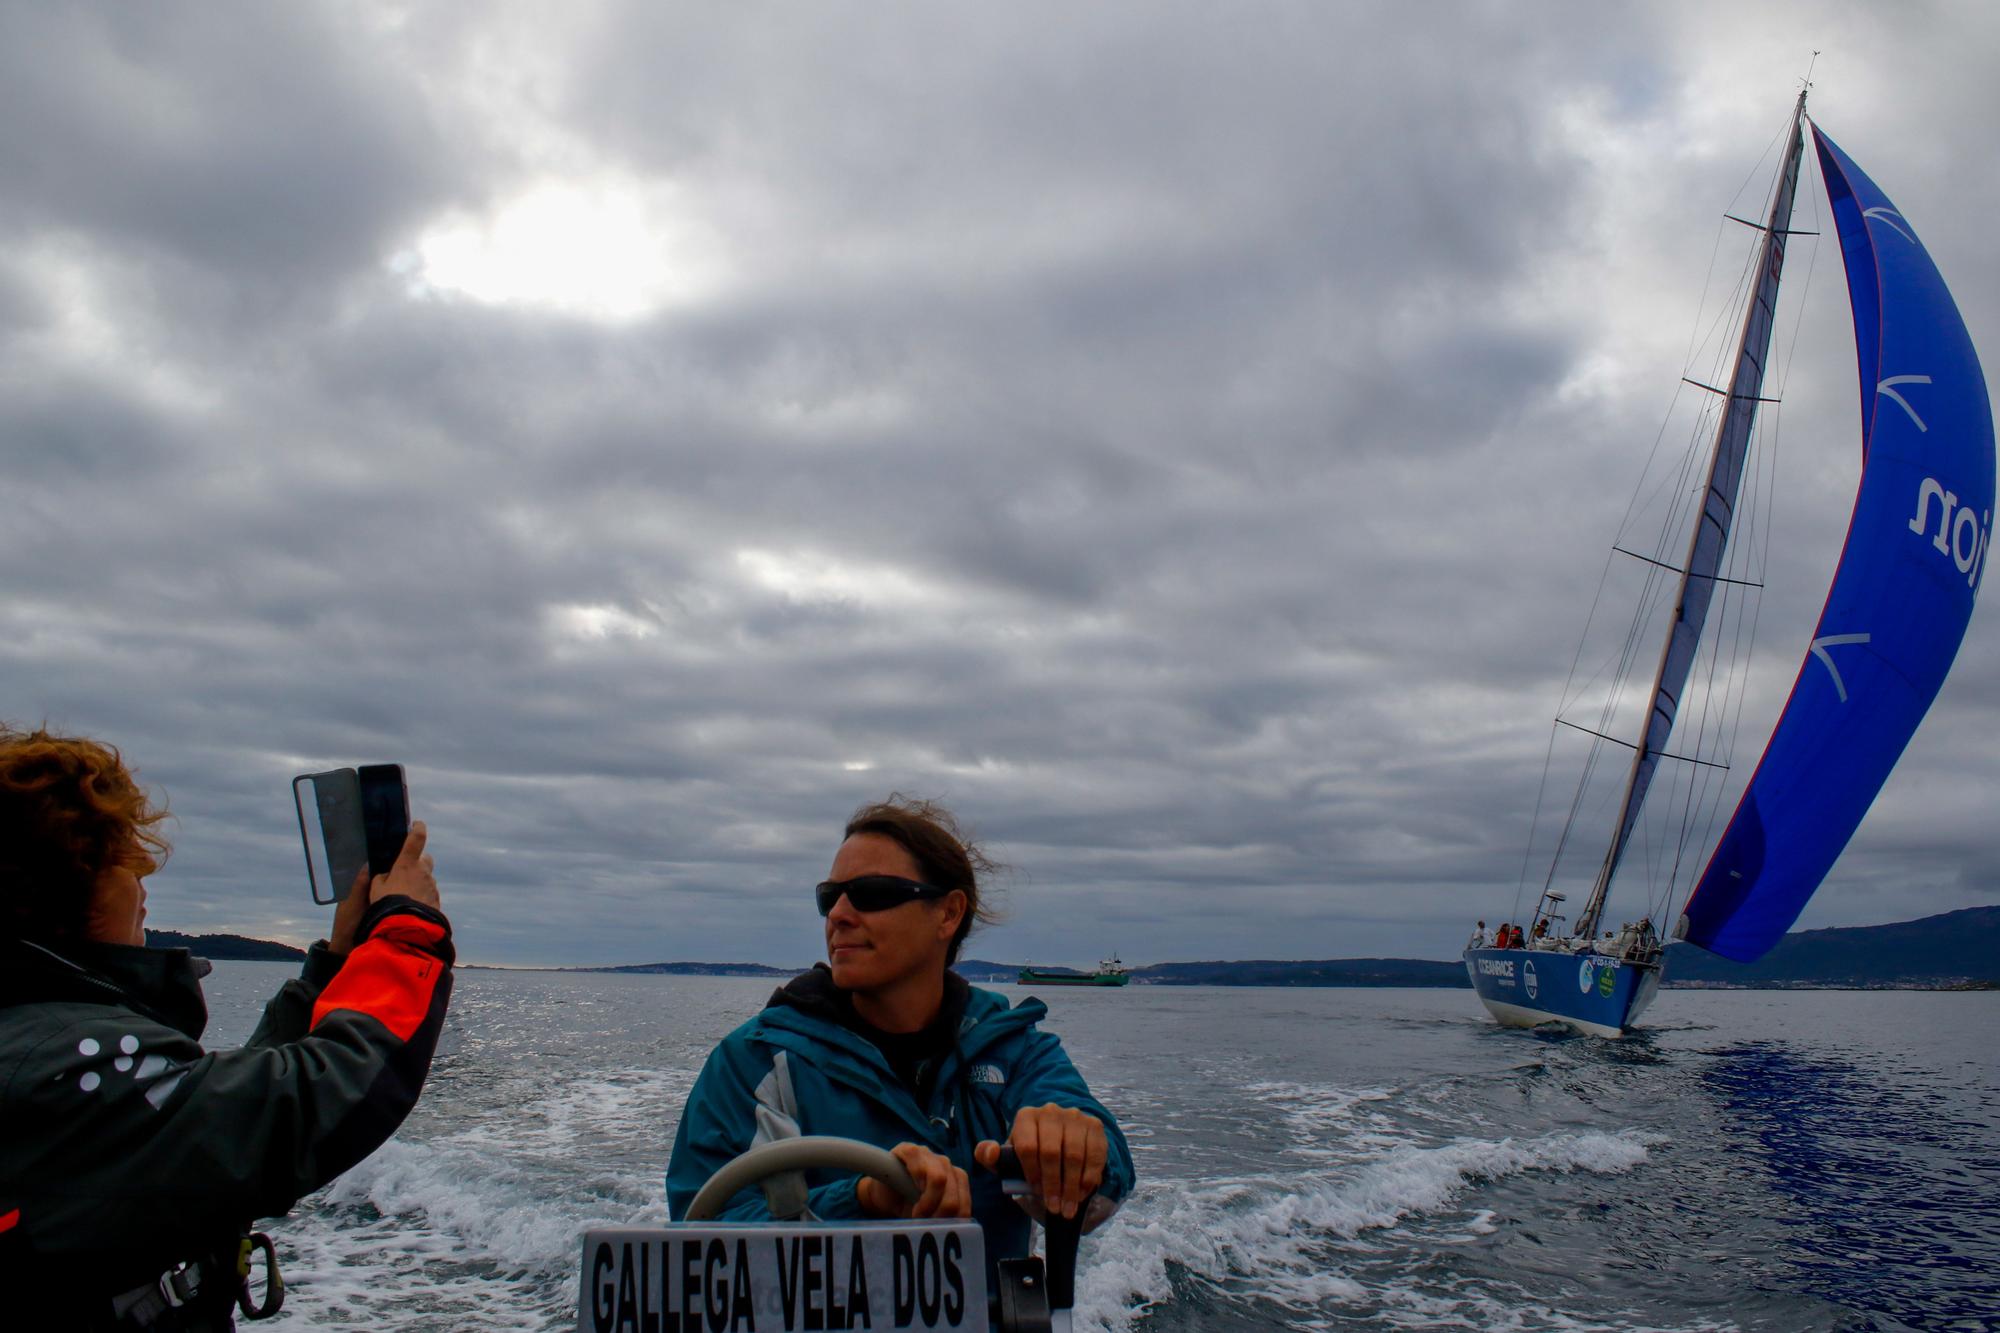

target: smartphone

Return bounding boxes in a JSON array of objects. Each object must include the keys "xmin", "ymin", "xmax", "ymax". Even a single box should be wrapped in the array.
[
  {"xmin": 357, "ymin": 764, "xmax": 410, "ymax": 876},
  {"xmin": 294, "ymin": 764, "xmax": 411, "ymax": 904}
]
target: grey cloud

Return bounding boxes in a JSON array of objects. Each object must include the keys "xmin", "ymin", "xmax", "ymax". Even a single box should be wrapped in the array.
[
  {"xmin": 3, "ymin": 2, "xmax": 1994, "ymax": 968},
  {"xmin": 0, "ymin": 4, "xmax": 462, "ymax": 291}
]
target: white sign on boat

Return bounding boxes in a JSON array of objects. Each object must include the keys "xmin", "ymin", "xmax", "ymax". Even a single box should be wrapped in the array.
[{"xmin": 577, "ymin": 1222, "xmax": 989, "ymax": 1333}]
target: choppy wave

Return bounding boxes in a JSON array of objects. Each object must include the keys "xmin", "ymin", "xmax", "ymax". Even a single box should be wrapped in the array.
[
  {"xmin": 1076, "ymin": 1122, "xmax": 1660, "ymax": 1331},
  {"xmin": 265, "ymin": 1068, "xmax": 688, "ymax": 1329}
]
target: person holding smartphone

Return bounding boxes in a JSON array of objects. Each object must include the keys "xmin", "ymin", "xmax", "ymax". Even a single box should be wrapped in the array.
[
  {"xmin": 667, "ymin": 797, "xmax": 1134, "ymax": 1273},
  {"xmin": 0, "ymin": 725, "xmax": 454, "ymax": 1331}
]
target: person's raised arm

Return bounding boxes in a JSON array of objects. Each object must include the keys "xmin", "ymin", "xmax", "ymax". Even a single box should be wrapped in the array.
[{"xmin": 247, "ymin": 822, "xmax": 440, "ymax": 1049}]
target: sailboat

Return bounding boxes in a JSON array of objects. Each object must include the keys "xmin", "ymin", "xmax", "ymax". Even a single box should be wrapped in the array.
[{"xmin": 1466, "ymin": 88, "xmax": 1994, "ymax": 1037}]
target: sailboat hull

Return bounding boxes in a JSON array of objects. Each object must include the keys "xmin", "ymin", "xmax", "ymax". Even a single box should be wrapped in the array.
[{"xmin": 1464, "ymin": 948, "xmax": 1661, "ymax": 1038}]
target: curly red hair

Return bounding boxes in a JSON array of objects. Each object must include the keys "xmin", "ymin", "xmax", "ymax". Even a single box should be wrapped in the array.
[{"xmin": 0, "ymin": 725, "xmax": 170, "ymax": 941}]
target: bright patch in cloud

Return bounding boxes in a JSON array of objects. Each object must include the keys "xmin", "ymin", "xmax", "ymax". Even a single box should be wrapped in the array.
[
  {"xmin": 548, "ymin": 603, "xmax": 657, "ymax": 642},
  {"xmin": 398, "ymin": 178, "xmax": 729, "ymax": 321},
  {"xmin": 735, "ymin": 549, "xmax": 940, "ymax": 609}
]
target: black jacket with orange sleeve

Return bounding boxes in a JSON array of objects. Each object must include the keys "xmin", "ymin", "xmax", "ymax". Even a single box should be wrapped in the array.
[{"xmin": 0, "ymin": 895, "xmax": 453, "ymax": 1325}]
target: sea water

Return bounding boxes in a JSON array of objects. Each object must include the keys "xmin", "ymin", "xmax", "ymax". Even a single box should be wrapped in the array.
[{"xmin": 197, "ymin": 966, "xmax": 2000, "ymax": 1331}]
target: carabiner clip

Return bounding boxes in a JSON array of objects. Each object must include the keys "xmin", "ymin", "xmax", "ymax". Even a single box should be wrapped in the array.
[{"xmin": 235, "ymin": 1231, "xmax": 285, "ymax": 1320}]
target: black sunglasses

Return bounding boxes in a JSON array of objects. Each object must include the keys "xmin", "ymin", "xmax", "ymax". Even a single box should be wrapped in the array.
[{"xmin": 815, "ymin": 875, "xmax": 953, "ymax": 917}]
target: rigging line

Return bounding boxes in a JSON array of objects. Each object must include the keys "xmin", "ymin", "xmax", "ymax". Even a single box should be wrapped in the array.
[
  {"xmin": 1623, "ymin": 399, "xmax": 1713, "ymax": 647},
  {"xmin": 1718, "ymin": 116, "xmax": 1792, "ymax": 267},
  {"xmin": 1631, "ymin": 249, "xmax": 1752, "ymax": 548},
  {"xmin": 1624, "ymin": 124, "xmax": 1800, "ymax": 920},
  {"xmin": 1640, "ymin": 260, "xmax": 1752, "ymax": 560},
  {"xmin": 1543, "ymin": 727, "xmax": 1603, "ymax": 901},
  {"xmin": 1656, "ymin": 402, "xmax": 1712, "ymax": 561},
  {"xmin": 1680, "ymin": 192, "xmax": 1736, "ymax": 379},
  {"xmin": 1514, "ymin": 719, "xmax": 1568, "ymax": 925},
  {"xmin": 1633, "ymin": 180, "xmax": 1757, "ymax": 549},
  {"xmin": 1694, "ymin": 262, "xmax": 1756, "ymax": 389},
  {"xmin": 1544, "ymin": 549, "xmax": 1634, "ymax": 875},
  {"xmin": 1697, "ymin": 205, "xmax": 1766, "ymax": 376},
  {"xmin": 1670, "ymin": 540, "xmax": 1748, "ymax": 915},
  {"xmin": 1570, "ymin": 375, "xmax": 1718, "ymax": 718},
  {"xmin": 1667, "ymin": 148, "xmax": 1814, "ymax": 922},
  {"xmin": 1671, "ymin": 396, "xmax": 1772, "ymax": 921},
  {"xmin": 1664, "ymin": 266, "xmax": 1757, "ymax": 569},
  {"xmin": 1686, "ymin": 554, "xmax": 1754, "ymax": 894},
  {"xmin": 1723, "ymin": 214, "xmax": 1819, "ymax": 235},
  {"xmin": 1612, "ymin": 545, "xmax": 1765, "ymax": 587},
  {"xmin": 1669, "ymin": 181, "xmax": 1818, "ymax": 932},
  {"xmin": 1536, "ymin": 524, "xmax": 1648, "ymax": 888},
  {"xmin": 1615, "ymin": 385, "xmax": 1699, "ymax": 555},
  {"xmin": 1554, "ymin": 478, "xmax": 1648, "ymax": 718},
  {"xmin": 1550, "ymin": 123, "xmax": 1784, "ymax": 913},
  {"xmin": 1681, "ymin": 150, "xmax": 1822, "ymax": 926},
  {"xmin": 1621, "ymin": 181, "xmax": 1759, "ymax": 556},
  {"xmin": 1681, "ymin": 377, "xmax": 1781, "ymax": 403},
  {"xmin": 1552, "ymin": 718, "xmax": 1732, "ymax": 770},
  {"xmin": 1688, "ymin": 580, "xmax": 1752, "ymax": 912},
  {"xmin": 1555, "ymin": 583, "xmax": 1656, "ymax": 892},
  {"xmin": 1596, "ymin": 104, "xmax": 1808, "ymax": 933},
  {"xmin": 1699, "ymin": 223, "xmax": 1767, "ymax": 392},
  {"xmin": 1594, "ymin": 474, "xmax": 1683, "ymax": 738},
  {"xmin": 1691, "ymin": 545, "xmax": 1759, "ymax": 891}
]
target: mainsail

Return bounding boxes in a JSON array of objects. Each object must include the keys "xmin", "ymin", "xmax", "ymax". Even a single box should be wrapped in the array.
[
  {"xmin": 1678, "ymin": 126, "xmax": 1996, "ymax": 962},
  {"xmin": 1574, "ymin": 97, "xmax": 1808, "ymax": 941}
]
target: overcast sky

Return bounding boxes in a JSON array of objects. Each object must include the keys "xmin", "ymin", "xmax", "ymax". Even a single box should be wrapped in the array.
[{"xmin": 5, "ymin": 1, "xmax": 1996, "ymax": 967}]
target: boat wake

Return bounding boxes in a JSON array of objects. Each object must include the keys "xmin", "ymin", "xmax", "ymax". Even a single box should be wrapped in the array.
[
  {"xmin": 1075, "ymin": 1101, "xmax": 1665, "ymax": 1331},
  {"xmin": 262, "ymin": 1067, "xmax": 691, "ymax": 1329}
]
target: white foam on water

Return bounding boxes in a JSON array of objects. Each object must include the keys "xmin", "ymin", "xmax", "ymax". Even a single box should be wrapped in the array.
[
  {"xmin": 1244, "ymin": 1079, "xmax": 1399, "ymax": 1146},
  {"xmin": 260, "ymin": 1069, "xmax": 684, "ymax": 1329},
  {"xmin": 1072, "ymin": 1126, "xmax": 1665, "ymax": 1333},
  {"xmin": 444, "ymin": 1065, "xmax": 694, "ymax": 1162}
]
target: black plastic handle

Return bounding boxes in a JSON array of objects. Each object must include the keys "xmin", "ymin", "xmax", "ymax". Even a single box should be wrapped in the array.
[
  {"xmin": 989, "ymin": 1147, "xmax": 1089, "ymax": 1311},
  {"xmin": 1042, "ymin": 1208, "xmax": 1082, "ymax": 1312}
]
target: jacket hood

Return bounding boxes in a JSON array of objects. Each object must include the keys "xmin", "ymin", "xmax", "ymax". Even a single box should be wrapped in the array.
[{"xmin": 0, "ymin": 935, "xmax": 212, "ymax": 1039}]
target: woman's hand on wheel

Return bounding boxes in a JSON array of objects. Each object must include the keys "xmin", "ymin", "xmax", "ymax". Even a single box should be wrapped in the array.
[{"xmin": 856, "ymin": 1142, "xmax": 970, "ymax": 1219}]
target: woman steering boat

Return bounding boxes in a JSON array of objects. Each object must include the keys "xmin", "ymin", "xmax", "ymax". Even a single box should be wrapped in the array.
[{"xmin": 666, "ymin": 796, "xmax": 1134, "ymax": 1288}]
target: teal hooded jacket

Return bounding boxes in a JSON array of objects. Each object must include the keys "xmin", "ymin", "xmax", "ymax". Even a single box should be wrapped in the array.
[{"xmin": 666, "ymin": 969, "xmax": 1134, "ymax": 1267}]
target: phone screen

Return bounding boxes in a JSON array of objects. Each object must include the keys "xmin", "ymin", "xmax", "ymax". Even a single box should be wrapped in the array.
[{"xmin": 358, "ymin": 764, "xmax": 410, "ymax": 876}]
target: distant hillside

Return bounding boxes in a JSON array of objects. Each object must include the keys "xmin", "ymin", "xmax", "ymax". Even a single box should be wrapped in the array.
[
  {"xmin": 967, "ymin": 908, "xmax": 2000, "ymax": 990},
  {"xmin": 1135, "ymin": 958, "xmax": 1467, "ymax": 987},
  {"xmin": 1664, "ymin": 905, "xmax": 2000, "ymax": 988},
  {"xmin": 576, "ymin": 961, "xmax": 795, "ymax": 978},
  {"xmin": 954, "ymin": 960, "xmax": 1022, "ymax": 983},
  {"xmin": 552, "ymin": 906, "xmax": 2000, "ymax": 990},
  {"xmin": 146, "ymin": 930, "xmax": 306, "ymax": 962},
  {"xmin": 957, "ymin": 957, "xmax": 1467, "ymax": 988}
]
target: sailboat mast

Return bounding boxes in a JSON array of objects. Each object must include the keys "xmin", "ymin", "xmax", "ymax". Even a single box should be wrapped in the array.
[{"xmin": 1574, "ymin": 92, "xmax": 1810, "ymax": 942}]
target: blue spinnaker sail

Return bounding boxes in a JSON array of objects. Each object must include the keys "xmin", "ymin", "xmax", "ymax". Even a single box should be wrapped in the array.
[{"xmin": 1679, "ymin": 126, "xmax": 1995, "ymax": 962}]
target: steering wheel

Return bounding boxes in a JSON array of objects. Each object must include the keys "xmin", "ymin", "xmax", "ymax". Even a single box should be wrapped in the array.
[{"xmin": 683, "ymin": 1135, "xmax": 923, "ymax": 1221}]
